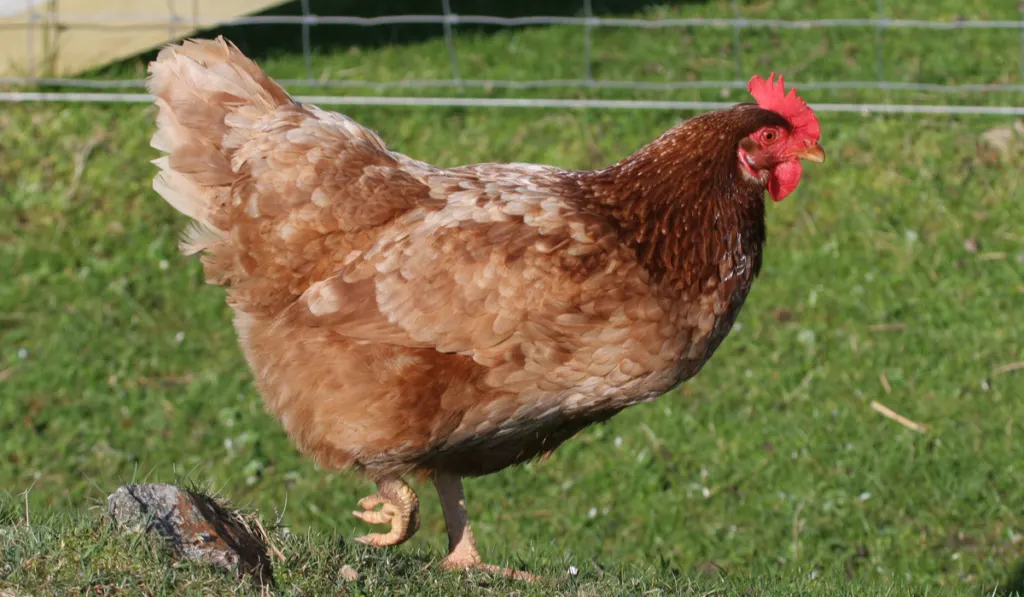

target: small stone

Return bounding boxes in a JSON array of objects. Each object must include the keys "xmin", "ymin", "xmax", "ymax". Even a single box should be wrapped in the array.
[
  {"xmin": 107, "ymin": 484, "xmax": 273, "ymax": 585},
  {"xmin": 339, "ymin": 564, "xmax": 360, "ymax": 582},
  {"xmin": 963, "ymin": 238, "xmax": 979, "ymax": 253}
]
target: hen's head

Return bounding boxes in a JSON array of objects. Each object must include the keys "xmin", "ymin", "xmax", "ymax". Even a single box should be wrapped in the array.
[{"xmin": 738, "ymin": 73, "xmax": 824, "ymax": 202}]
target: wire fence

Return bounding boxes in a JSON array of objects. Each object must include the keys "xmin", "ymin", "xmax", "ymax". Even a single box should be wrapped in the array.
[{"xmin": 2, "ymin": 0, "xmax": 1024, "ymax": 115}]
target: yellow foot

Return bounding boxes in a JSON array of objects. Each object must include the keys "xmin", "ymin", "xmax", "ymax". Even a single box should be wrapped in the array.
[
  {"xmin": 440, "ymin": 553, "xmax": 539, "ymax": 582},
  {"xmin": 352, "ymin": 477, "xmax": 420, "ymax": 547}
]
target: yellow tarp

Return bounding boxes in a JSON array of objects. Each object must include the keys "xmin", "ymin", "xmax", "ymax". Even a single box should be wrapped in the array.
[{"xmin": 0, "ymin": 0, "xmax": 287, "ymax": 78}]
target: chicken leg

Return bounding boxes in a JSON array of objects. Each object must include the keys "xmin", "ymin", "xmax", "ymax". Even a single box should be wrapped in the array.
[
  {"xmin": 434, "ymin": 471, "xmax": 537, "ymax": 581},
  {"xmin": 352, "ymin": 476, "xmax": 420, "ymax": 547}
]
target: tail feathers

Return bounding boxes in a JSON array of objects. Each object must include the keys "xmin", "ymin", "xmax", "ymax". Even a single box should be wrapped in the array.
[
  {"xmin": 147, "ymin": 35, "xmax": 293, "ymax": 254},
  {"xmin": 179, "ymin": 221, "xmax": 225, "ymax": 257}
]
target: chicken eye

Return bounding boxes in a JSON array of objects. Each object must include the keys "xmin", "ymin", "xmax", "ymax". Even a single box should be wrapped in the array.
[{"xmin": 761, "ymin": 129, "xmax": 778, "ymax": 144}]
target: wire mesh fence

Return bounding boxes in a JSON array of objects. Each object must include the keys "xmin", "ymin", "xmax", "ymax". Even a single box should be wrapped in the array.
[{"xmin": 1, "ymin": 0, "xmax": 1023, "ymax": 114}]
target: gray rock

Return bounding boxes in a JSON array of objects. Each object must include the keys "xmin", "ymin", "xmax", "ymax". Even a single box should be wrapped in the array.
[{"xmin": 107, "ymin": 484, "xmax": 273, "ymax": 585}]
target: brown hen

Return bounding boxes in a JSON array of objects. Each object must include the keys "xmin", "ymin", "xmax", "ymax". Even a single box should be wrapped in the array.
[{"xmin": 147, "ymin": 36, "xmax": 824, "ymax": 578}]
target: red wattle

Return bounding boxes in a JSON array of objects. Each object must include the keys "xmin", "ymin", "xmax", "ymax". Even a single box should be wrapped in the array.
[{"xmin": 768, "ymin": 159, "xmax": 803, "ymax": 202}]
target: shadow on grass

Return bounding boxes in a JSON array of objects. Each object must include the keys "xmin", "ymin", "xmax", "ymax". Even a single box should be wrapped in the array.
[
  {"xmin": 217, "ymin": 0, "xmax": 711, "ymax": 60},
  {"xmin": 1000, "ymin": 560, "xmax": 1024, "ymax": 597}
]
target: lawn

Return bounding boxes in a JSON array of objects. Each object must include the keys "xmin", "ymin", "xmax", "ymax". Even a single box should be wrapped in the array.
[{"xmin": 1, "ymin": 0, "xmax": 1023, "ymax": 595}]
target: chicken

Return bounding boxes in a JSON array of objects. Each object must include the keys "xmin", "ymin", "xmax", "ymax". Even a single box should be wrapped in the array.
[{"xmin": 147, "ymin": 36, "xmax": 824, "ymax": 578}]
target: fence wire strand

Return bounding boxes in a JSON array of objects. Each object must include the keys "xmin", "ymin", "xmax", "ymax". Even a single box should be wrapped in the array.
[
  {"xmin": 3, "ymin": 14, "xmax": 1024, "ymax": 28},
  {"xmin": 3, "ymin": 91, "xmax": 1024, "ymax": 116},
  {"xmin": 1, "ymin": 7, "xmax": 1023, "ymax": 114},
  {"xmin": 5, "ymin": 76, "xmax": 1021, "ymax": 94}
]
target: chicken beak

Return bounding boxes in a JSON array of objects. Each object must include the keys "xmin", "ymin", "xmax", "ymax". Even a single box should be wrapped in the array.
[{"xmin": 792, "ymin": 142, "xmax": 826, "ymax": 163}]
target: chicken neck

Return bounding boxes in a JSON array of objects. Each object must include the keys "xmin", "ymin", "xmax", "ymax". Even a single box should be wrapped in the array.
[{"xmin": 572, "ymin": 112, "xmax": 770, "ymax": 293}]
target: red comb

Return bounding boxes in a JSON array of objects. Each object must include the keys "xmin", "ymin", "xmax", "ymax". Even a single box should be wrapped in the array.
[{"xmin": 748, "ymin": 73, "xmax": 820, "ymax": 142}]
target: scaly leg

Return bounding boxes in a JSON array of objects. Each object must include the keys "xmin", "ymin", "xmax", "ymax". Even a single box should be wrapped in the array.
[
  {"xmin": 352, "ymin": 476, "xmax": 420, "ymax": 547},
  {"xmin": 434, "ymin": 471, "xmax": 537, "ymax": 581}
]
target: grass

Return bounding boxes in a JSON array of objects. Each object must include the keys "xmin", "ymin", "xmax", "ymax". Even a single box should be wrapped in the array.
[
  {"xmin": 1, "ymin": 497, "xmax": 981, "ymax": 597},
  {"xmin": 1, "ymin": 0, "xmax": 1023, "ymax": 594}
]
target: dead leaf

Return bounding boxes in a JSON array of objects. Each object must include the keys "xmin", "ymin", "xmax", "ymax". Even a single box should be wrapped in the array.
[{"xmin": 981, "ymin": 126, "xmax": 1014, "ymax": 154}]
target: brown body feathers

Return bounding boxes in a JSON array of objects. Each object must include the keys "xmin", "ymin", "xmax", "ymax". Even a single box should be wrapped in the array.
[{"xmin": 148, "ymin": 38, "xmax": 796, "ymax": 479}]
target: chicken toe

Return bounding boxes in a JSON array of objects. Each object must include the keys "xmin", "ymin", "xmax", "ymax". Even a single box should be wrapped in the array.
[
  {"xmin": 440, "ymin": 554, "xmax": 539, "ymax": 581},
  {"xmin": 352, "ymin": 477, "xmax": 420, "ymax": 547}
]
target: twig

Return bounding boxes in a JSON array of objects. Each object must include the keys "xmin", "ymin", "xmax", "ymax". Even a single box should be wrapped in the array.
[
  {"xmin": 792, "ymin": 501, "xmax": 804, "ymax": 561},
  {"xmin": 0, "ymin": 366, "xmax": 15, "ymax": 382},
  {"xmin": 498, "ymin": 509, "xmax": 553, "ymax": 520},
  {"xmin": 870, "ymin": 400, "xmax": 927, "ymax": 433},
  {"xmin": 273, "ymin": 494, "xmax": 289, "ymax": 529},
  {"xmin": 879, "ymin": 373, "xmax": 892, "ymax": 394},
  {"xmin": 66, "ymin": 131, "xmax": 106, "ymax": 201},
  {"xmin": 21, "ymin": 478, "xmax": 37, "ymax": 528},
  {"xmin": 868, "ymin": 323, "xmax": 907, "ymax": 332},
  {"xmin": 993, "ymin": 361, "xmax": 1024, "ymax": 375},
  {"xmin": 977, "ymin": 252, "xmax": 1008, "ymax": 261},
  {"xmin": 252, "ymin": 516, "xmax": 286, "ymax": 563},
  {"xmin": 639, "ymin": 423, "xmax": 662, "ymax": 448}
]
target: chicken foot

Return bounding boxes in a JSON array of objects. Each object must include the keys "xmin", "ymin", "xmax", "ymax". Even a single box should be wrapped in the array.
[
  {"xmin": 352, "ymin": 476, "xmax": 420, "ymax": 547},
  {"xmin": 434, "ymin": 471, "xmax": 537, "ymax": 581}
]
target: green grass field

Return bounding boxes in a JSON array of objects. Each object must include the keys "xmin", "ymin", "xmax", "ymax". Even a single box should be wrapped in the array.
[{"xmin": 1, "ymin": 0, "xmax": 1023, "ymax": 594}]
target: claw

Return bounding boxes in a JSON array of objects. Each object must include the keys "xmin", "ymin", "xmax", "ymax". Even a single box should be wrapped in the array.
[
  {"xmin": 351, "ymin": 477, "xmax": 420, "ymax": 548},
  {"xmin": 351, "ymin": 507, "xmax": 393, "ymax": 525},
  {"xmin": 354, "ymin": 531, "xmax": 399, "ymax": 547},
  {"xmin": 357, "ymin": 495, "xmax": 385, "ymax": 510}
]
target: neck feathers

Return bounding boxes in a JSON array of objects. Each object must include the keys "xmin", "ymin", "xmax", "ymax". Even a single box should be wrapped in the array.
[{"xmin": 575, "ymin": 106, "xmax": 782, "ymax": 294}]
